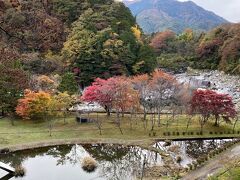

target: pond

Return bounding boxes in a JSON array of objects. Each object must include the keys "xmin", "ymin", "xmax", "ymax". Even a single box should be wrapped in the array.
[{"xmin": 0, "ymin": 138, "xmax": 236, "ymax": 180}]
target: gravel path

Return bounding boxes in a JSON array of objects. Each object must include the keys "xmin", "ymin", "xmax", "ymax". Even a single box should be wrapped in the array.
[{"xmin": 182, "ymin": 143, "xmax": 240, "ymax": 180}]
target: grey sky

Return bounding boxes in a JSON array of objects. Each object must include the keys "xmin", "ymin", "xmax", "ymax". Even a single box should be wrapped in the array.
[
  {"xmin": 178, "ymin": 0, "xmax": 240, "ymax": 22},
  {"xmin": 121, "ymin": 0, "xmax": 240, "ymax": 22}
]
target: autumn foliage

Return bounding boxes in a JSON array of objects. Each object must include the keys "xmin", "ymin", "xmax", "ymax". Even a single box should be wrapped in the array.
[
  {"xmin": 16, "ymin": 90, "xmax": 51, "ymax": 119},
  {"xmin": 190, "ymin": 89, "xmax": 237, "ymax": 126},
  {"xmin": 82, "ymin": 77, "xmax": 140, "ymax": 115}
]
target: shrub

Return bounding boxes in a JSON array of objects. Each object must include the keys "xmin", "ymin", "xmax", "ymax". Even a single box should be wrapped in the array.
[
  {"xmin": 197, "ymin": 158, "xmax": 203, "ymax": 165},
  {"xmin": 176, "ymin": 156, "xmax": 182, "ymax": 163},
  {"xmin": 192, "ymin": 161, "xmax": 197, "ymax": 169},
  {"xmin": 81, "ymin": 157, "xmax": 97, "ymax": 172},
  {"xmin": 187, "ymin": 164, "xmax": 192, "ymax": 170},
  {"xmin": 14, "ymin": 166, "xmax": 25, "ymax": 177}
]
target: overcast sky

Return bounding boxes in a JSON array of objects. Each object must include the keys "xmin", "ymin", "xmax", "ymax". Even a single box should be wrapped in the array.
[
  {"xmin": 121, "ymin": 0, "xmax": 240, "ymax": 23},
  {"xmin": 178, "ymin": 0, "xmax": 240, "ymax": 22}
]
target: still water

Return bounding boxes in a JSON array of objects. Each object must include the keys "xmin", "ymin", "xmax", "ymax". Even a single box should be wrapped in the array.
[{"xmin": 0, "ymin": 139, "xmax": 235, "ymax": 180}]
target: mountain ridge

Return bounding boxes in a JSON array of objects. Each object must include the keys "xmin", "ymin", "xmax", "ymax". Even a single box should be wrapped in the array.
[{"xmin": 123, "ymin": 0, "xmax": 228, "ymax": 33}]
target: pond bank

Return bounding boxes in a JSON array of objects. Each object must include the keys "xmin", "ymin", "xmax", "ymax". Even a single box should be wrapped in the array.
[
  {"xmin": 182, "ymin": 143, "xmax": 240, "ymax": 180},
  {"xmin": 1, "ymin": 137, "xmax": 239, "ymax": 153}
]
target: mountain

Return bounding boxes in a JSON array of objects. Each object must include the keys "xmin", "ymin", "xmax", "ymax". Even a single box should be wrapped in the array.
[{"xmin": 123, "ymin": 0, "xmax": 228, "ymax": 33}]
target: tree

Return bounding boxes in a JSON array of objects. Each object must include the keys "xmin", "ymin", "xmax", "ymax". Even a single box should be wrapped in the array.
[
  {"xmin": 81, "ymin": 78, "xmax": 114, "ymax": 116},
  {"xmin": 0, "ymin": 1, "xmax": 65, "ymax": 52},
  {"xmin": 190, "ymin": 89, "xmax": 237, "ymax": 131},
  {"xmin": 30, "ymin": 75, "xmax": 59, "ymax": 93},
  {"xmin": 58, "ymin": 72, "xmax": 79, "ymax": 95},
  {"xmin": 62, "ymin": 1, "xmax": 153, "ymax": 86},
  {"xmin": 149, "ymin": 30, "xmax": 176, "ymax": 54},
  {"xmin": 16, "ymin": 90, "xmax": 52, "ymax": 120},
  {"xmin": 110, "ymin": 76, "xmax": 140, "ymax": 134},
  {"xmin": 131, "ymin": 25, "xmax": 142, "ymax": 42},
  {"xmin": 131, "ymin": 74, "xmax": 150, "ymax": 127},
  {"xmin": 133, "ymin": 45, "xmax": 156, "ymax": 74},
  {"xmin": 0, "ymin": 47, "xmax": 28, "ymax": 117},
  {"xmin": 149, "ymin": 70, "xmax": 176, "ymax": 129},
  {"xmin": 52, "ymin": 92, "xmax": 75, "ymax": 124}
]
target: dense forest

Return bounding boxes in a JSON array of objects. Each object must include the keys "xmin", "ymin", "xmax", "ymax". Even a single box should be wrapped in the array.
[
  {"xmin": 0, "ymin": 0, "xmax": 239, "ymax": 115},
  {"xmin": 150, "ymin": 24, "xmax": 240, "ymax": 74},
  {"xmin": 0, "ymin": 0, "xmax": 155, "ymax": 113}
]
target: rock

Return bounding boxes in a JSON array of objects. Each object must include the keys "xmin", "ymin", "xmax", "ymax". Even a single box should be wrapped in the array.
[{"xmin": 168, "ymin": 145, "xmax": 180, "ymax": 153}]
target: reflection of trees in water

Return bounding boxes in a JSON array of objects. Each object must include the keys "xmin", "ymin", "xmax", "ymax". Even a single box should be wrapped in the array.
[
  {"xmin": 0, "ymin": 144, "xmax": 163, "ymax": 180},
  {"xmin": 46, "ymin": 145, "xmax": 73, "ymax": 165},
  {"xmin": 0, "ymin": 146, "xmax": 54, "ymax": 167},
  {"xmin": 82, "ymin": 144, "xmax": 129, "ymax": 162},
  {"xmin": 0, "ymin": 146, "xmax": 74, "ymax": 167},
  {"xmin": 185, "ymin": 139, "xmax": 228, "ymax": 158},
  {"xmin": 154, "ymin": 139, "xmax": 232, "ymax": 161},
  {"xmin": 83, "ymin": 144, "xmax": 162, "ymax": 180}
]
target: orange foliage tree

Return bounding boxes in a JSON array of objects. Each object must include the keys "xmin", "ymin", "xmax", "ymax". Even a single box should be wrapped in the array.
[
  {"xmin": 150, "ymin": 30, "xmax": 175, "ymax": 53},
  {"xmin": 16, "ymin": 89, "xmax": 52, "ymax": 119}
]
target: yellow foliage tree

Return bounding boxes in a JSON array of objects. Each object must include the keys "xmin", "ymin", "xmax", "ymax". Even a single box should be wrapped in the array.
[{"xmin": 131, "ymin": 25, "xmax": 142, "ymax": 42}]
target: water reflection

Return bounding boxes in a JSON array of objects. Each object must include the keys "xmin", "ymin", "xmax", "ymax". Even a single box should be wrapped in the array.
[
  {"xmin": 154, "ymin": 139, "xmax": 235, "ymax": 166},
  {"xmin": 0, "ymin": 144, "xmax": 162, "ymax": 180},
  {"xmin": 0, "ymin": 139, "xmax": 235, "ymax": 180}
]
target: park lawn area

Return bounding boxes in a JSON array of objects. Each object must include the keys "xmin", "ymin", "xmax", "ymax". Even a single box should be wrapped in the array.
[
  {"xmin": 0, "ymin": 113, "xmax": 239, "ymax": 148},
  {"xmin": 209, "ymin": 159, "xmax": 240, "ymax": 180}
]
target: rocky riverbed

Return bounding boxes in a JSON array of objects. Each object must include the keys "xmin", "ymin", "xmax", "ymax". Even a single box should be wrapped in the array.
[{"xmin": 175, "ymin": 69, "xmax": 240, "ymax": 111}]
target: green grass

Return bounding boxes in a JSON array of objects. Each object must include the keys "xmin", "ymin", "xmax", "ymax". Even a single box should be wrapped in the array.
[
  {"xmin": 0, "ymin": 113, "xmax": 239, "ymax": 148},
  {"xmin": 209, "ymin": 159, "xmax": 240, "ymax": 180}
]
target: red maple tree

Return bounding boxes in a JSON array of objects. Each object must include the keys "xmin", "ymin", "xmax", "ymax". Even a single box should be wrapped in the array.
[
  {"xmin": 190, "ymin": 89, "xmax": 237, "ymax": 127},
  {"xmin": 81, "ymin": 78, "xmax": 116, "ymax": 115}
]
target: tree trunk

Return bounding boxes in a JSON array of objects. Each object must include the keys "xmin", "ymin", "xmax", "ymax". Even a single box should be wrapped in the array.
[
  {"xmin": 143, "ymin": 107, "xmax": 147, "ymax": 130},
  {"xmin": 232, "ymin": 116, "xmax": 238, "ymax": 133},
  {"xmin": 116, "ymin": 111, "xmax": 123, "ymax": 135},
  {"xmin": 157, "ymin": 109, "xmax": 161, "ymax": 127},
  {"xmin": 143, "ymin": 107, "xmax": 147, "ymax": 120},
  {"xmin": 214, "ymin": 115, "xmax": 219, "ymax": 126},
  {"xmin": 151, "ymin": 110, "xmax": 154, "ymax": 131},
  {"xmin": 105, "ymin": 106, "xmax": 110, "ymax": 116},
  {"xmin": 63, "ymin": 111, "xmax": 66, "ymax": 124}
]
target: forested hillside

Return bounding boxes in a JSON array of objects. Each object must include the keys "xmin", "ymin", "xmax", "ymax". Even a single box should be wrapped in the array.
[
  {"xmin": 0, "ymin": 0, "xmax": 155, "ymax": 113},
  {"xmin": 149, "ymin": 24, "xmax": 240, "ymax": 75}
]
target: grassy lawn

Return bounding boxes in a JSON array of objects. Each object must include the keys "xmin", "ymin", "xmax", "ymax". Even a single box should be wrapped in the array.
[
  {"xmin": 209, "ymin": 159, "xmax": 240, "ymax": 180},
  {"xmin": 0, "ymin": 113, "xmax": 239, "ymax": 148}
]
